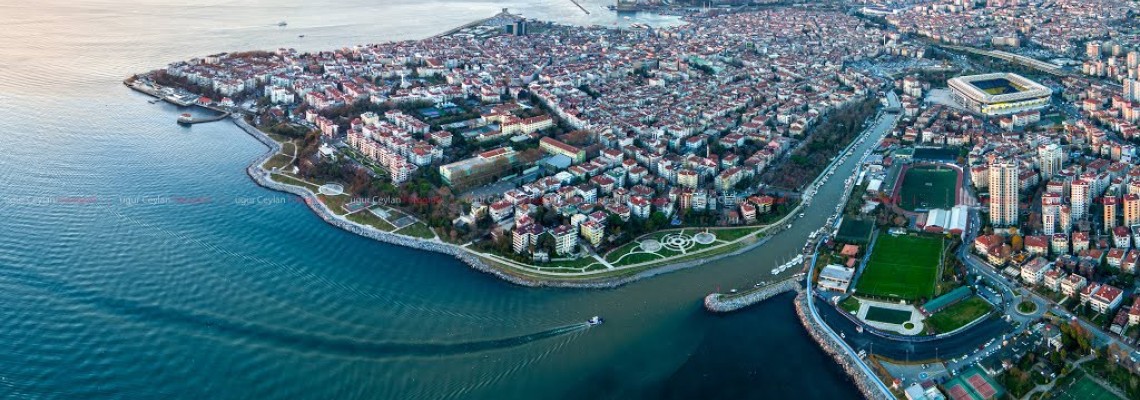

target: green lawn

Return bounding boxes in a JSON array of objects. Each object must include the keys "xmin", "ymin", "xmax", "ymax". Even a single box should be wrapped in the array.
[
  {"xmin": 395, "ymin": 222, "xmax": 435, "ymax": 239},
  {"xmin": 263, "ymin": 154, "xmax": 294, "ymax": 170},
  {"xmin": 864, "ymin": 306, "xmax": 912, "ymax": 324},
  {"xmin": 854, "ymin": 233, "xmax": 943, "ymax": 301},
  {"xmin": 317, "ymin": 194, "xmax": 352, "ymax": 216},
  {"xmin": 711, "ymin": 227, "xmax": 761, "ymax": 241},
  {"xmin": 925, "ymin": 296, "xmax": 992, "ymax": 333},
  {"xmin": 270, "ymin": 174, "xmax": 319, "ymax": 191},
  {"xmin": 541, "ymin": 255, "xmax": 599, "ymax": 270},
  {"xmin": 897, "ymin": 166, "xmax": 958, "ymax": 211},
  {"xmin": 616, "ymin": 252, "xmax": 665, "ymax": 266},
  {"xmin": 1055, "ymin": 371, "xmax": 1123, "ymax": 400},
  {"xmin": 345, "ymin": 210, "xmax": 395, "ymax": 232},
  {"xmin": 840, "ymin": 296, "xmax": 861, "ymax": 313}
]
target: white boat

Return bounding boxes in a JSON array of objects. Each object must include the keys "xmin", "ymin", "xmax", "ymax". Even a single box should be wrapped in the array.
[{"xmin": 587, "ymin": 316, "xmax": 604, "ymax": 326}]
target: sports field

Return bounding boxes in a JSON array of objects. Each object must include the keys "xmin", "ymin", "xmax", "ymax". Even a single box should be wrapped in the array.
[
  {"xmin": 898, "ymin": 166, "xmax": 958, "ymax": 211},
  {"xmin": 944, "ymin": 366, "xmax": 1005, "ymax": 400},
  {"xmin": 864, "ymin": 306, "xmax": 912, "ymax": 324},
  {"xmin": 1055, "ymin": 373, "xmax": 1123, "ymax": 400},
  {"xmin": 854, "ymin": 233, "xmax": 943, "ymax": 301},
  {"xmin": 836, "ymin": 218, "xmax": 874, "ymax": 244},
  {"xmin": 926, "ymin": 296, "xmax": 992, "ymax": 333},
  {"xmin": 972, "ymin": 77, "xmax": 1023, "ymax": 95}
]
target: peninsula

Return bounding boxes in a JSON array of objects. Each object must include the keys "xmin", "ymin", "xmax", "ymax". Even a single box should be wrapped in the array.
[{"xmin": 129, "ymin": 6, "xmax": 905, "ymax": 286}]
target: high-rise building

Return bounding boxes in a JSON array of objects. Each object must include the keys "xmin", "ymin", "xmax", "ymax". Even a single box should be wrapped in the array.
[
  {"xmin": 1071, "ymin": 179, "xmax": 1090, "ymax": 222},
  {"xmin": 1128, "ymin": 51, "xmax": 1139, "ymax": 68},
  {"xmin": 1104, "ymin": 195, "xmax": 1118, "ymax": 233},
  {"xmin": 1042, "ymin": 192, "xmax": 1062, "ymax": 236},
  {"xmin": 1125, "ymin": 194, "xmax": 1140, "ymax": 226},
  {"xmin": 1126, "ymin": 79, "xmax": 1140, "ymax": 102},
  {"xmin": 1037, "ymin": 143, "xmax": 1063, "ymax": 180},
  {"xmin": 989, "ymin": 162, "xmax": 1019, "ymax": 227},
  {"xmin": 1087, "ymin": 42, "xmax": 1102, "ymax": 59},
  {"xmin": 1060, "ymin": 205, "xmax": 1072, "ymax": 233}
]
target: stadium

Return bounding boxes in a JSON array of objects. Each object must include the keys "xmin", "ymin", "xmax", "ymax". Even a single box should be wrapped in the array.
[{"xmin": 947, "ymin": 73, "xmax": 1052, "ymax": 116}]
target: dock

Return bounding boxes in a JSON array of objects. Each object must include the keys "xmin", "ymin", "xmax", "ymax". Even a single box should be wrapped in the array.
[
  {"xmin": 177, "ymin": 112, "xmax": 232, "ymax": 126},
  {"xmin": 124, "ymin": 77, "xmax": 236, "ymax": 125}
]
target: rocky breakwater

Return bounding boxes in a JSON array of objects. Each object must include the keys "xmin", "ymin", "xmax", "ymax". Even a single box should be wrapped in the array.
[
  {"xmin": 703, "ymin": 276, "xmax": 801, "ymax": 313},
  {"xmin": 230, "ymin": 118, "xmax": 538, "ymax": 287},
  {"xmin": 794, "ymin": 292, "xmax": 892, "ymax": 400}
]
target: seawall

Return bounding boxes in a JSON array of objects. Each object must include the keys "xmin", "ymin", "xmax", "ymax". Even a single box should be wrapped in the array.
[
  {"xmin": 794, "ymin": 292, "xmax": 893, "ymax": 400},
  {"xmin": 232, "ymin": 117, "xmax": 547, "ymax": 288}
]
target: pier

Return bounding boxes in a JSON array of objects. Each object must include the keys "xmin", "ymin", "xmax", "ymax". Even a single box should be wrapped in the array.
[
  {"xmin": 567, "ymin": 0, "xmax": 591, "ymax": 15},
  {"xmin": 431, "ymin": 9, "xmax": 516, "ymax": 38},
  {"xmin": 177, "ymin": 112, "xmax": 231, "ymax": 126},
  {"xmin": 124, "ymin": 77, "xmax": 235, "ymax": 125}
]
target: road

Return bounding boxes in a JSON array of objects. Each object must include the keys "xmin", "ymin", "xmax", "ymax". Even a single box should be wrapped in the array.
[
  {"xmin": 957, "ymin": 206, "xmax": 1140, "ymax": 367},
  {"xmin": 802, "ymin": 90, "xmax": 904, "ymax": 400}
]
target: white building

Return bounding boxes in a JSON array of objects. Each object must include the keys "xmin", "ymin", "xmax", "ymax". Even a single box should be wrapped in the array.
[
  {"xmin": 989, "ymin": 162, "xmax": 1019, "ymax": 227},
  {"xmin": 818, "ymin": 265, "xmax": 856, "ymax": 293},
  {"xmin": 1037, "ymin": 143, "xmax": 1062, "ymax": 180}
]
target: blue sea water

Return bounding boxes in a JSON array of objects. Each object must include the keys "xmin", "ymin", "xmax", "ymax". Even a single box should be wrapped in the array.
[{"xmin": 0, "ymin": 1, "xmax": 865, "ymax": 398}]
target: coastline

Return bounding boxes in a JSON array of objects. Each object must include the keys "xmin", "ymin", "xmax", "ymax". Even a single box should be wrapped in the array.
[
  {"xmin": 128, "ymin": 19, "xmax": 886, "ymax": 291},
  {"xmin": 795, "ymin": 292, "xmax": 893, "ymax": 400},
  {"xmin": 232, "ymin": 116, "xmax": 783, "ymax": 289},
  {"xmin": 223, "ymin": 97, "xmax": 884, "ymax": 290},
  {"xmin": 232, "ymin": 117, "xmax": 536, "ymax": 287}
]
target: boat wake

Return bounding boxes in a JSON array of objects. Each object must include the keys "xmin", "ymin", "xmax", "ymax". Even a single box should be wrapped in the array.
[{"xmin": 0, "ymin": 268, "xmax": 591, "ymax": 359}]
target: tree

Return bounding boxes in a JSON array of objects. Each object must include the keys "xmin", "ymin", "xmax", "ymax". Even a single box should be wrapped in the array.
[
  {"xmin": 536, "ymin": 233, "xmax": 555, "ymax": 254},
  {"xmin": 1011, "ymin": 235, "xmax": 1024, "ymax": 252},
  {"xmin": 647, "ymin": 211, "xmax": 668, "ymax": 232},
  {"xmin": 892, "ymin": 215, "xmax": 907, "ymax": 227},
  {"xmin": 476, "ymin": 213, "xmax": 492, "ymax": 230}
]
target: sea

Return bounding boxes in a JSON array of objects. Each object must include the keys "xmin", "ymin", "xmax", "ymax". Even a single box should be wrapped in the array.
[{"xmin": 0, "ymin": 1, "xmax": 866, "ymax": 398}]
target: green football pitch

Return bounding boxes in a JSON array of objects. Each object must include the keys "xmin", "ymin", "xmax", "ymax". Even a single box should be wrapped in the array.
[
  {"xmin": 897, "ymin": 166, "xmax": 957, "ymax": 211},
  {"xmin": 854, "ymin": 233, "xmax": 943, "ymax": 301},
  {"xmin": 1055, "ymin": 373, "xmax": 1123, "ymax": 400}
]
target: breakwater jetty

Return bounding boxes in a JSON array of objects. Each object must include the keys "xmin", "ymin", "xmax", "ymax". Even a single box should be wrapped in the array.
[
  {"xmin": 178, "ymin": 111, "xmax": 231, "ymax": 126},
  {"xmin": 703, "ymin": 274, "xmax": 803, "ymax": 313}
]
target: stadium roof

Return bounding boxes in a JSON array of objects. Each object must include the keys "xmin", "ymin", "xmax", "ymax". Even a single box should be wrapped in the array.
[{"xmin": 948, "ymin": 73, "xmax": 1051, "ymax": 104}]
